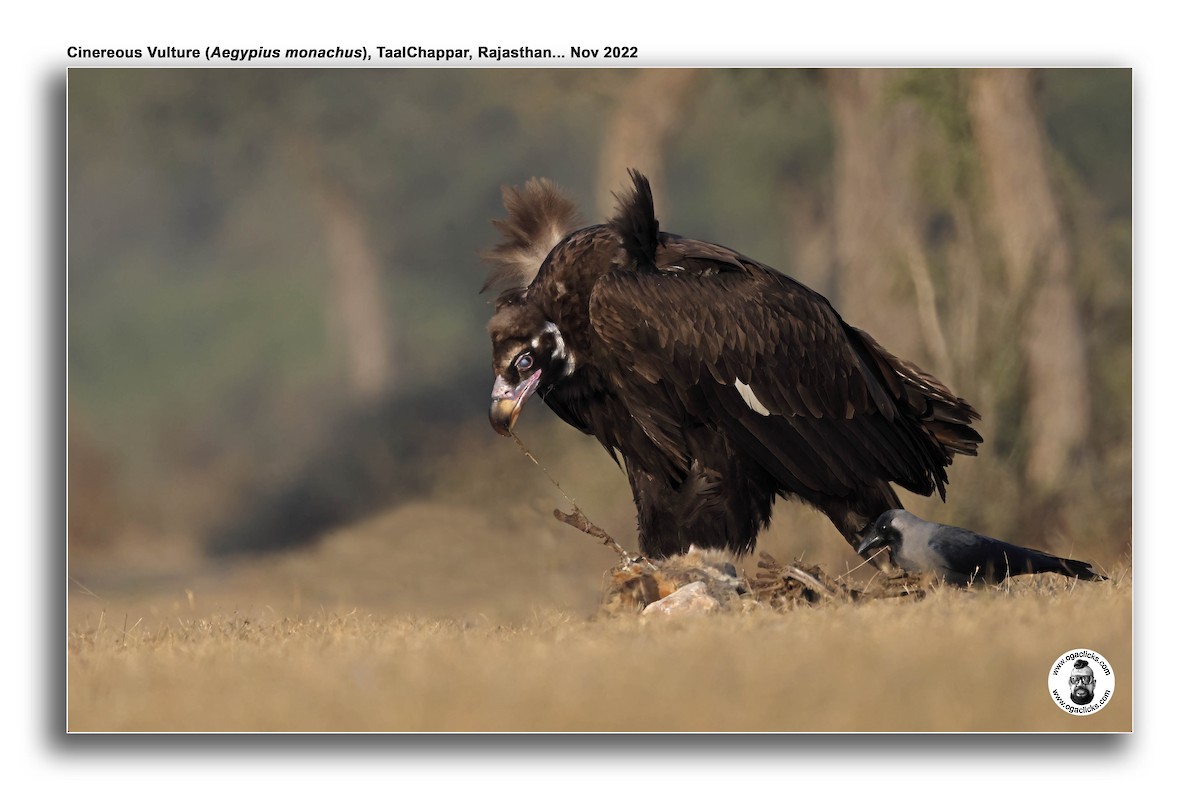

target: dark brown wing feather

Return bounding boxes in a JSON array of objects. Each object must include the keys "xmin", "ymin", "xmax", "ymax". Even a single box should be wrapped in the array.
[{"xmin": 587, "ymin": 258, "xmax": 980, "ymax": 501}]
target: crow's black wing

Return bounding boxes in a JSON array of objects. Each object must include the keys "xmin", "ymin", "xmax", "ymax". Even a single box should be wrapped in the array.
[{"xmin": 930, "ymin": 527, "xmax": 1104, "ymax": 581}]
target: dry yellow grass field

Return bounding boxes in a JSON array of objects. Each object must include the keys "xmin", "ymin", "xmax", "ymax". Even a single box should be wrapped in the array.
[{"xmin": 67, "ymin": 500, "xmax": 1131, "ymax": 733}]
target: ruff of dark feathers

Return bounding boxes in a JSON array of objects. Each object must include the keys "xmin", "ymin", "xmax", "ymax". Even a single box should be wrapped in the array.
[{"xmin": 481, "ymin": 177, "xmax": 583, "ymax": 295}]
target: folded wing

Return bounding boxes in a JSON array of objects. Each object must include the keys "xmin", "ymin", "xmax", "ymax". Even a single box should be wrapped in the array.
[{"xmin": 588, "ymin": 249, "xmax": 980, "ymax": 501}]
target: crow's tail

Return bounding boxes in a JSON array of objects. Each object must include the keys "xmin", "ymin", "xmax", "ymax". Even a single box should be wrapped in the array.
[
  {"xmin": 1008, "ymin": 543, "xmax": 1107, "ymax": 582},
  {"xmin": 1052, "ymin": 555, "xmax": 1107, "ymax": 582}
]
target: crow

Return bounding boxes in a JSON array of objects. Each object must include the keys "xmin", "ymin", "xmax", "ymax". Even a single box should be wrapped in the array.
[{"xmin": 856, "ymin": 509, "xmax": 1106, "ymax": 585}]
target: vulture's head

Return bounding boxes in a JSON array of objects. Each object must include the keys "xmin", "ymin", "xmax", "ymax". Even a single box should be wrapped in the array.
[
  {"xmin": 481, "ymin": 176, "xmax": 584, "ymax": 436},
  {"xmin": 487, "ymin": 296, "xmax": 574, "ymax": 435}
]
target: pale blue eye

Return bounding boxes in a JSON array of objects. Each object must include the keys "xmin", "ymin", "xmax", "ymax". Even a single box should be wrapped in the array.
[{"xmin": 515, "ymin": 353, "xmax": 534, "ymax": 371}]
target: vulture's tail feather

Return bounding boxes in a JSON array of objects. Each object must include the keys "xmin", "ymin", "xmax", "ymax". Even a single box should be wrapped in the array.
[{"xmin": 854, "ymin": 328, "xmax": 983, "ymax": 464}]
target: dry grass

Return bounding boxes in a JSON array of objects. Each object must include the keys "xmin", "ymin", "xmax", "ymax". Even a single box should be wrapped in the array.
[{"xmin": 68, "ymin": 500, "xmax": 1131, "ymax": 733}]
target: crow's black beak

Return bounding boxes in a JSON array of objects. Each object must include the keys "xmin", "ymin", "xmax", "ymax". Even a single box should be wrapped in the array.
[
  {"xmin": 856, "ymin": 522, "xmax": 887, "ymax": 557},
  {"xmin": 489, "ymin": 368, "xmax": 542, "ymax": 435}
]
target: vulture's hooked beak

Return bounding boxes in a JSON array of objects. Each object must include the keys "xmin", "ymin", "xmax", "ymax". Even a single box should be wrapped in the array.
[
  {"xmin": 855, "ymin": 522, "xmax": 887, "ymax": 558},
  {"xmin": 490, "ymin": 368, "xmax": 542, "ymax": 435}
]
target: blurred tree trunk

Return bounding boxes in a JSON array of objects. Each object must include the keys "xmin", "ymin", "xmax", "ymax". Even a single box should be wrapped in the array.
[
  {"xmin": 286, "ymin": 135, "xmax": 394, "ymax": 405},
  {"xmin": 969, "ymin": 68, "xmax": 1089, "ymax": 490},
  {"xmin": 823, "ymin": 69, "xmax": 951, "ymax": 375},
  {"xmin": 595, "ymin": 69, "xmax": 699, "ymax": 214},
  {"xmin": 781, "ymin": 180, "xmax": 834, "ymax": 297},
  {"xmin": 311, "ymin": 177, "xmax": 394, "ymax": 404}
]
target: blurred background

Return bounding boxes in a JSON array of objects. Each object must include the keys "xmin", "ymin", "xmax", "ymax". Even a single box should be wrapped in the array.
[{"xmin": 67, "ymin": 68, "xmax": 1131, "ymax": 617}]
